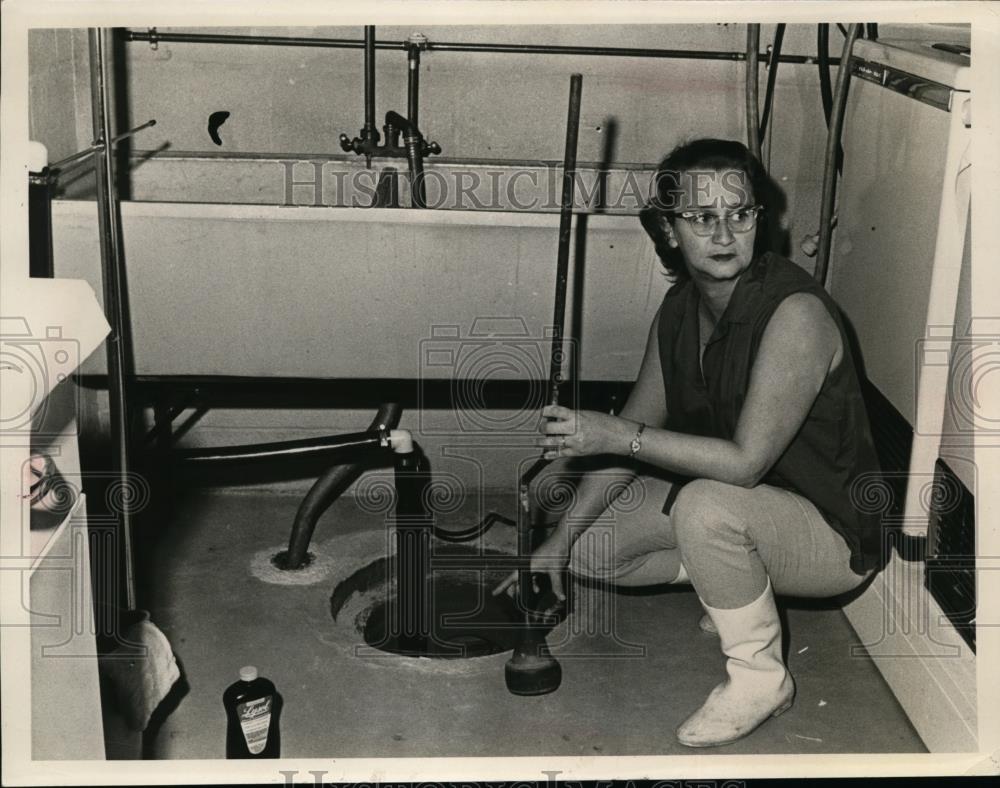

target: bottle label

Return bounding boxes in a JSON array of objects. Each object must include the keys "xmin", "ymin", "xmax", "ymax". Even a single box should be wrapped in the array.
[{"xmin": 236, "ymin": 695, "xmax": 272, "ymax": 755}]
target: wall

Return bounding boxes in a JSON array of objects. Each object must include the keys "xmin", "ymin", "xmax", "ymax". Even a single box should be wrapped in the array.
[
  {"xmin": 29, "ymin": 23, "xmax": 853, "ymax": 256},
  {"xmin": 28, "ymin": 23, "xmax": 866, "ymax": 493},
  {"xmin": 26, "ymin": 28, "xmax": 90, "ymax": 166}
]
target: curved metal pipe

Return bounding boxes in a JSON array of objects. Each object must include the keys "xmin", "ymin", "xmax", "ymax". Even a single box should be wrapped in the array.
[
  {"xmin": 759, "ymin": 24, "xmax": 785, "ymax": 144},
  {"xmin": 815, "ymin": 24, "xmax": 860, "ymax": 288},
  {"xmin": 284, "ymin": 403, "xmax": 402, "ymax": 569},
  {"xmin": 818, "ymin": 25, "xmax": 834, "ymax": 126},
  {"xmin": 817, "ymin": 24, "xmax": 844, "ymax": 176},
  {"xmin": 175, "ymin": 430, "xmax": 386, "ymax": 464},
  {"xmin": 384, "ymin": 110, "xmax": 418, "ymax": 137},
  {"xmin": 745, "ymin": 24, "xmax": 762, "ymax": 162}
]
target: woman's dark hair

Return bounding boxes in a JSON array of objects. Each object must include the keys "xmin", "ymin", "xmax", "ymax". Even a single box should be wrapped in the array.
[{"xmin": 640, "ymin": 138, "xmax": 772, "ymax": 282}]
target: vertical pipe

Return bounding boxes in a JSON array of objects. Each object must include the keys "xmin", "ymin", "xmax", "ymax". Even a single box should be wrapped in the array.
[
  {"xmin": 745, "ymin": 24, "xmax": 762, "ymax": 162},
  {"xmin": 88, "ymin": 28, "xmax": 136, "ymax": 610},
  {"xmin": 815, "ymin": 24, "xmax": 859, "ymax": 287},
  {"xmin": 364, "ymin": 26, "xmax": 376, "ymax": 137},
  {"xmin": 407, "ymin": 45, "xmax": 420, "ymax": 131},
  {"xmin": 363, "ymin": 25, "xmax": 376, "ymax": 168},
  {"xmin": 393, "ymin": 448, "xmax": 431, "ymax": 654},
  {"xmin": 28, "ymin": 177, "xmax": 54, "ymax": 278}
]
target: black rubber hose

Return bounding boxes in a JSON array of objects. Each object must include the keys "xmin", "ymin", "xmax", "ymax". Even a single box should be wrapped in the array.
[
  {"xmin": 758, "ymin": 24, "xmax": 785, "ymax": 145},
  {"xmin": 433, "ymin": 511, "xmax": 515, "ymax": 543},
  {"xmin": 815, "ymin": 24, "xmax": 860, "ymax": 288},
  {"xmin": 284, "ymin": 402, "xmax": 401, "ymax": 569}
]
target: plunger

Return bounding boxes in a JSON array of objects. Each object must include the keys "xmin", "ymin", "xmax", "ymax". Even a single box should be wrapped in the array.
[{"xmin": 505, "ymin": 73, "xmax": 583, "ymax": 696}]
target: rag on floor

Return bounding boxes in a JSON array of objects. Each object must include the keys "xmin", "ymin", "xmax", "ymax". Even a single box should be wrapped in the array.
[{"xmin": 99, "ymin": 614, "xmax": 181, "ymax": 731}]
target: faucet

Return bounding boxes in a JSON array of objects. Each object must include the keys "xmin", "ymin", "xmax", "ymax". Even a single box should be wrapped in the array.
[
  {"xmin": 380, "ymin": 111, "xmax": 440, "ymax": 208},
  {"xmin": 339, "ymin": 30, "xmax": 441, "ymax": 207}
]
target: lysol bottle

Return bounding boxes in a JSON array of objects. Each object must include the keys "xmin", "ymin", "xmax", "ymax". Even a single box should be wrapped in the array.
[{"xmin": 223, "ymin": 666, "xmax": 282, "ymax": 758}]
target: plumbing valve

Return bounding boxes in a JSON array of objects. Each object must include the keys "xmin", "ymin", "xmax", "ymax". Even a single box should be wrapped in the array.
[
  {"xmin": 339, "ymin": 133, "xmax": 364, "ymax": 154},
  {"xmin": 339, "ymin": 128, "xmax": 381, "ymax": 154},
  {"xmin": 407, "ymin": 32, "xmax": 429, "ymax": 50}
]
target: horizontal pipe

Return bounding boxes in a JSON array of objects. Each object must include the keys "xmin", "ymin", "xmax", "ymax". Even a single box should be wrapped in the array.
[
  {"xmin": 78, "ymin": 374, "xmax": 635, "ymax": 413},
  {"xmin": 175, "ymin": 430, "xmax": 384, "ymax": 464},
  {"xmin": 47, "ymin": 119, "xmax": 157, "ymax": 173},
  {"xmin": 124, "ymin": 29, "xmax": 838, "ymax": 64}
]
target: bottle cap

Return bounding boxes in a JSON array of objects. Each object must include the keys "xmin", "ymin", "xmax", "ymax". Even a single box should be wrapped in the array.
[{"xmin": 239, "ymin": 665, "xmax": 258, "ymax": 682}]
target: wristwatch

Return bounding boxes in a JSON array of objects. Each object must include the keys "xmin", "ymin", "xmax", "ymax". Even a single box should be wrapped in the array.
[{"xmin": 629, "ymin": 422, "xmax": 646, "ymax": 459}]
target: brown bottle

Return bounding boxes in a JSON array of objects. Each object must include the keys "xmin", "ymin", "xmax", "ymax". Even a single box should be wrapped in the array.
[{"xmin": 223, "ymin": 666, "xmax": 282, "ymax": 758}]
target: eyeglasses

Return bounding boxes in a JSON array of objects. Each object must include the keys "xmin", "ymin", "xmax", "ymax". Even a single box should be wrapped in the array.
[{"xmin": 674, "ymin": 206, "xmax": 763, "ymax": 237}]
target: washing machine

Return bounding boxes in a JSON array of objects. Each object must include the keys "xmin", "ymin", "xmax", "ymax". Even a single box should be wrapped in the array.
[
  {"xmin": 833, "ymin": 32, "xmax": 978, "ymax": 750},
  {"xmin": 831, "ymin": 33, "xmax": 972, "ymax": 536}
]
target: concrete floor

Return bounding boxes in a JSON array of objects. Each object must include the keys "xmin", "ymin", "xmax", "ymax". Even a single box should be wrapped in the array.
[{"xmin": 137, "ymin": 487, "xmax": 926, "ymax": 759}]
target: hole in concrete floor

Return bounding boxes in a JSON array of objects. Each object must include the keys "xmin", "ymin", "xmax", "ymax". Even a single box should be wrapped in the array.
[
  {"xmin": 271, "ymin": 550, "xmax": 314, "ymax": 570},
  {"xmin": 330, "ymin": 546, "xmax": 527, "ymax": 660}
]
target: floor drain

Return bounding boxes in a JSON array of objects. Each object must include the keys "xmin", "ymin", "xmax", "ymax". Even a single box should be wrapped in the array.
[
  {"xmin": 330, "ymin": 547, "xmax": 532, "ymax": 660},
  {"xmin": 362, "ymin": 574, "xmax": 521, "ymax": 659}
]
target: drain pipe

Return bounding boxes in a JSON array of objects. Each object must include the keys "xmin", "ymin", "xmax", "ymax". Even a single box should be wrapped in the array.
[
  {"xmin": 281, "ymin": 403, "xmax": 402, "ymax": 570},
  {"xmin": 388, "ymin": 428, "xmax": 432, "ymax": 654},
  {"xmin": 815, "ymin": 23, "xmax": 859, "ymax": 288}
]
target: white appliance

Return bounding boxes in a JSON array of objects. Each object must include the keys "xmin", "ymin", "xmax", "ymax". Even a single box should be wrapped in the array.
[
  {"xmin": 832, "ymin": 34, "xmax": 976, "ymax": 752},
  {"xmin": 832, "ymin": 35, "xmax": 972, "ymax": 535}
]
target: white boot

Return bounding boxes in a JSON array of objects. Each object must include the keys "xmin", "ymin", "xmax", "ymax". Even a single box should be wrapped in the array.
[
  {"xmin": 676, "ymin": 579, "xmax": 794, "ymax": 747},
  {"xmin": 671, "ymin": 565, "xmax": 718, "ymax": 635}
]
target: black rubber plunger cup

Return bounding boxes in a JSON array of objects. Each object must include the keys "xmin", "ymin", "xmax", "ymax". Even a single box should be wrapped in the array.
[
  {"xmin": 504, "ymin": 526, "xmax": 563, "ymax": 696},
  {"xmin": 505, "ymin": 626, "xmax": 562, "ymax": 695}
]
